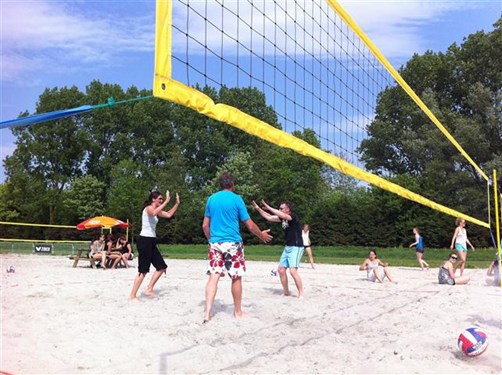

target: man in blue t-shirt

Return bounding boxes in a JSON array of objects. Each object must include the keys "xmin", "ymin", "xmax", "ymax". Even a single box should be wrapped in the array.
[
  {"xmin": 252, "ymin": 199, "xmax": 304, "ymax": 298},
  {"xmin": 202, "ymin": 172, "xmax": 272, "ymax": 323}
]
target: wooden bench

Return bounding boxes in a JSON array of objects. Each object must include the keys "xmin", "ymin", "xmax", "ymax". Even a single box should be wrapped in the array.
[{"xmin": 70, "ymin": 249, "xmax": 97, "ymax": 269}]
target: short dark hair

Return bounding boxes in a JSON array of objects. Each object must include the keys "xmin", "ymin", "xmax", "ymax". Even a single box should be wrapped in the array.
[
  {"xmin": 280, "ymin": 201, "xmax": 293, "ymax": 211},
  {"xmin": 219, "ymin": 172, "xmax": 235, "ymax": 189}
]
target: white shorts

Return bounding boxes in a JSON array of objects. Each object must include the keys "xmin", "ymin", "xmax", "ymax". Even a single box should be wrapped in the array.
[{"xmin": 367, "ymin": 268, "xmax": 385, "ymax": 282}]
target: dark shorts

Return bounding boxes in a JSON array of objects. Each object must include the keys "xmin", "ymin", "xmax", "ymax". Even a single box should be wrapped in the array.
[
  {"xmin": 137, "ymin": 236, "xmax": 167, "ymax": 274},
  {"xmin": 416, "ymin": 248, "xmax": 424, "ymax": 254}
]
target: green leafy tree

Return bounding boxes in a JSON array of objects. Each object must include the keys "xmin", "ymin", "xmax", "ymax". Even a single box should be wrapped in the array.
[
  {"xmin": 358, "ymin": 19, "xmax": 502, "ymax": 235},
  {"xmin": 5, "ymin": 86, "xmax": 89, "ymax": 224},
  {"xmin": 64, "ymin": 175, "xmax": 106, "ymax": 220}
]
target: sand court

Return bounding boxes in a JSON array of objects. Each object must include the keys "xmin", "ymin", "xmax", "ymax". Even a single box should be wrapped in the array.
[{"xmin": 1, "ymin": 254, "xmax": 501, "ymax": 374}]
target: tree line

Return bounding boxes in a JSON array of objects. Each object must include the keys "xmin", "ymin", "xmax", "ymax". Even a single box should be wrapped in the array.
[{"xmin": 1, "ymin": 18, "xmax": 500, "ymax": 248}]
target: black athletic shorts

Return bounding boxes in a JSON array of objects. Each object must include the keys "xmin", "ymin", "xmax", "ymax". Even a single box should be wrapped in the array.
[{"xmin": 137, "ymin": 235, "xmax": 167, "ymax": 274}]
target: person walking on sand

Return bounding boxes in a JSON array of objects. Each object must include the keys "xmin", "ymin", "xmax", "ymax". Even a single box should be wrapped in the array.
[
  {"xmin": 129, "ymin": 189, "xmax": 180, "ymax": 300},
  {"xmin": 302, "ymin": 224, "xmax": 315, "ymax": 269},
  {"xmin": 252, "ymin": 200, "xmax": 305, "ymax": 298},
  {"xmin": 202, "ymin": 172, "xmax": 272, "ymax": 323},
  {"xmin": 450, "ymin": 218, "xmax": 475, "ymax": 276},
  {"xmin": 409, "ymin": 227, "xmax": 429, "ymax": 271}
]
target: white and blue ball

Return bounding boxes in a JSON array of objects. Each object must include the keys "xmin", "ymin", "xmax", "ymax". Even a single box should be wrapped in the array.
[{"xmin": 458, "ymin": 327, "xmax": 488, "ymax": 357}]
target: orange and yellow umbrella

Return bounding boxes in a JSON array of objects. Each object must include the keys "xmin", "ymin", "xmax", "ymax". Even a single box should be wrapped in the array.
[{"xmin": 76, "ymin": 216, "xmax": 128, "ymax": 230}]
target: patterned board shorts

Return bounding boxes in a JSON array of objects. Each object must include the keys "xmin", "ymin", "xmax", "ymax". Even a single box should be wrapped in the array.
[{"xmin": 207, "ymin": 242, "xmax": 246, "ymax": 279}]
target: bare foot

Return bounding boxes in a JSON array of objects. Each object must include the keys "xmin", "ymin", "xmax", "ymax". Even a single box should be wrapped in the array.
[
  {"xmin": 234, "ymin": 311, "xmax": 249, "ymax": 319},
  {"xmin": 145, "ymin": 289, "xmax": 154, "ymax": 297},
  {"xmin": 298, "ymin": 294, "xmax": 304, "ymax": 299},
  {"xmin": 202, "ymin": 313, "xmax": 212, "ymax": 323},
  {"xmin": 283, "ymin": 291, "xmax": 290, "ymax": 296},
  {"xmin": 128, "ymin": 297, "xmax": 143, "ymax": 302}
]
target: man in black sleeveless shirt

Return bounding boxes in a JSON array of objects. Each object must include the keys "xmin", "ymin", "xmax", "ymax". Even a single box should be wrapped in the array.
[{"xmin": 252, "ymin": 200, "xmax": 304, "ymax": 298}]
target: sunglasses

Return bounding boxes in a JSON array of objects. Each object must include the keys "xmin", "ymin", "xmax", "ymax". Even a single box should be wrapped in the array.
[{"xmin": 450, "ymin": 256, "xmax": 458, "ymax": 260}]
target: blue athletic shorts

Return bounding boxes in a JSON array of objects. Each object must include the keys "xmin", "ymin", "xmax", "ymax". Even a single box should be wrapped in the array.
[
  {"xmin": 455, "ymin": 243, "xmax": 467, "ymax": 252},
  {"xmin": 279, "ymin": 246, "xmax": 304, "ymax": 268}
]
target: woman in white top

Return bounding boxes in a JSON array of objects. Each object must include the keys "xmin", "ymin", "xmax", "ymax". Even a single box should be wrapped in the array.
[
  {"xmin": 129, "ymin": 189, "xmax": 180, "ymax": 300},
  {"xmin": 90, "ymin": 234, "xmax": 107, "ymax": 270},
  {"xmin": 302, "ymin": 224, "xmax": 315, "ymax": 269},
  {"xmin": 450, "ymin": 218, "xmax": 475, "ymax": 276},
  {"xmin": 359, "ymin": 249, "xmax": 396, "ymax": 283}
]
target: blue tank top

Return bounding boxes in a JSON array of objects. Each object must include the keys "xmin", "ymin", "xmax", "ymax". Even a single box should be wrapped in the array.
[{"xmin": 417, "ymin": 235, "xmax": 423, "ymax": 250}]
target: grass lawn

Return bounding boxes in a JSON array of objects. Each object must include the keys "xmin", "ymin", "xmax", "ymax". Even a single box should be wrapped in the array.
[
  {"xmin": 157, "ymin": 244, "xmax": 497, "ymax": 269},
  {"xmin": 1, "ymin": 242, "xmax": 497, "ymax": 269}
]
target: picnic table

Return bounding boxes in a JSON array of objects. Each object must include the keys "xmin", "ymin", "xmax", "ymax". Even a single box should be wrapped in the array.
[{"xmin": 71, "ymin": 249, "xmax": 97, "ymax": 269}]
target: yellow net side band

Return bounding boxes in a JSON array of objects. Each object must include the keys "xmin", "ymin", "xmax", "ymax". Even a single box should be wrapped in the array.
[
  {"xmin": 0, "ymin": 238, "xmax": 88, "ymax": 243},
  {"xmin": 154, "ymin": 78, "xmax": 489, "ymax": 229},
  {"xmin": 325, "ymin": 0, "xmax": 488, "ymax": 182},
  {"xmin": 0, "ymin": 221, "xmax": 75, "ymax": 229}
]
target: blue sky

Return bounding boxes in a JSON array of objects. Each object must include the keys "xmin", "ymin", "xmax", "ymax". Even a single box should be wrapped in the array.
[{"xmin": 1, "ymin": 0, "xmax": 501, "ymax": 182}]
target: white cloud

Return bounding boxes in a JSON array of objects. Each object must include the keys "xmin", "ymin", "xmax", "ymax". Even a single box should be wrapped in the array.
[
  {"xmin": 338, "ymin": 0, "xmax": 467, "ymax": 58},
  {"xmin": 171, "ymin": 0, "xmax": 484, "ymax": 60},
  {"xmin": 0, "ymin": 1, "xmax": 154, "ymax": 82}
]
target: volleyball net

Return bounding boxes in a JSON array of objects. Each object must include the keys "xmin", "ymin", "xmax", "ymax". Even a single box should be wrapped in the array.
[{"xmin": 153, "ymin": 0, "xmax": 497, "ymax": 231}]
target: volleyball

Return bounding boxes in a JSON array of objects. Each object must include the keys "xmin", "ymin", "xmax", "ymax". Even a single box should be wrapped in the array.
[
  {"xmin": 458, "ymin": 327, "xmax": 488, "ymax": 357},
  {"xmin": 6, "ymin": 265, "xmax": 15, "ymax": 273}
]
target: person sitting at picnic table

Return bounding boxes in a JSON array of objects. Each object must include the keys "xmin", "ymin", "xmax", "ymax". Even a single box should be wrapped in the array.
[
  {"xmin": 90, "ymin": 234, "xmax": 107, "ymax": 270},
  {"xmin": 113, "ymin": 235, "xmax": 133, "ymax": 268},
  {"xmin": 104, "ymin": 233, "xmax": 122, "ymax": 268}
]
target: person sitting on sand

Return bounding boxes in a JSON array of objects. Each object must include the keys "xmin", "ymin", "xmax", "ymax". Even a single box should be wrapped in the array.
[
  {"xmin": 438, "ymin": 252, "xmax": 470, "ymax": 285},
  {"xmin": 486, "ymin": 253, "xmax": 501, "ymax": 286},
  {"xmin": 359, "ymin": 249, "xmax": 397, "ymax": 283}
]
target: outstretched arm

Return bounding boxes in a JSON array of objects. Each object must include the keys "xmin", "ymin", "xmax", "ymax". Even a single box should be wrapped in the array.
[
  {"xmin": 252, "ymin": 200, "xmax": 280, "ymax": 222},
  {"xmin": 261, "ymin": 200, "xmax": 292, "ymax": 221},
  {"xmin": 244, "ymin": 219, "xmax": 273, "ymax": 243}
]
